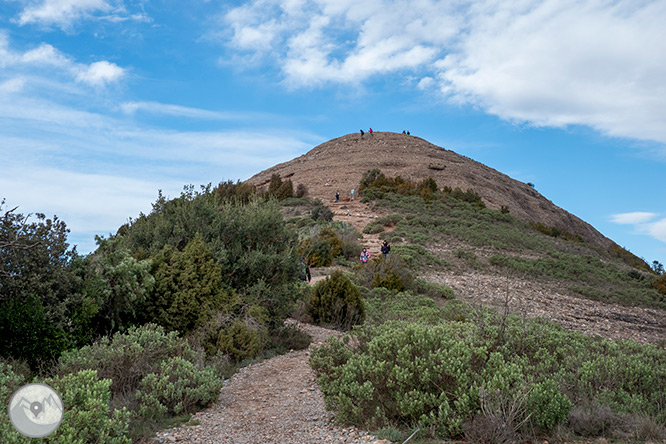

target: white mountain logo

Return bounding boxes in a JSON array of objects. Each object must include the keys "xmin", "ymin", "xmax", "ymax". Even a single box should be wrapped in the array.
[{"xmin": 9, "ymin": 383, "xmax": 63, "ymax": 438}]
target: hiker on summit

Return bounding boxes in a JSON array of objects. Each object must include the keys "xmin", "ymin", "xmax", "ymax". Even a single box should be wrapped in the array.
[
  {"xmin": 360, "ymin": 129, "xmax": 364, "ymax": 139},
  {"xmin": 381, "ymin": 240, "xmax": 391, "ymax": 259},
  {"xmin": 335, "ymin": 191, "xmax": 339, "ymax": 202},
  {"xmin": 350, "ymin": 188, "xmax": 355, "ymax": 201},
  {"xmin": 360, "ymin": 248, "xmax": 370, "ymax": 264},
  {"xmin": 369, "ymin": 127, "xmax": 373, "ymax": 137}
]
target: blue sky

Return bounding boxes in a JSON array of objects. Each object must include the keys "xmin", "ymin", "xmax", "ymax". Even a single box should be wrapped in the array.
[{"xmin": 1, "ymin": 0, "xmax": 665, "ymax": 267}]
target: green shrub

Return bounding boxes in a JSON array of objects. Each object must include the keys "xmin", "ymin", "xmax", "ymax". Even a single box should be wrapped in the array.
[
  {"xmin": 295, "ymin": 183, "xmax": 308, "ymax": 198},
  {"xmin": 364, "ymin": 288, "xmax": 444, "ymax": 325},
  {"xmin": 359, "ymin": 169, "xmax": 440, "ymax": 200},
  {"xmin": 310, "ymin": 321, "xmax": 482, "ymax": 436},
  {"xmin": 120, "ymin": 188, "xmax": 300, "ymax": 293},
  {"xmin": 414, "ymin": 279, "xmax": 456, "ymax": 300},
  {"xmin": 1, "ymin": 367, "xmax": 132, "ymax": 444},
  {"xmin": 47, "ymin": 370, "xmax": 131, "ymax": 444},
  {"xmin": 362, "ymin": 221, "xmax": 384, "ymax": 234},
  {"xmin": 267, "ymin": 174, "xmax": 294, "ymax": 200},
  {"xmin": 56, "ymin": 324, "xmax": 223, "ymax": 438},
  {"xmin": 654, "ymin": 274, "xmax": 666, "ymax": 295},
  {"xmin": 0, "ymin": 204, "xmax": 79, "ymax": 369},
  {"xmin": 215, "ymin": 320, "xmax": 266, "ymax": 361},
  {"xmin": 356, "ymin": 256, "xmax": 413, "ymax": 292},
  {"xmin": 136, "ymin": 357, "xmax": 223, "ymax": 419},
  {"xmin": 527, "ymin": 379, "xmax": 573, "ymax": 430},
  {"xmin": 145, "ymin": 234, "xmax": 236, "ymax": 334},
  {"xmin": 310, "ymin": 315, "xmax": 666, "ymax": 439},
  {"xmin": 311, "ymin": 200, "xmax": 333, "ymax": 222},
  {"xmin": 58, "ymin": 324, "xmax": 200, "ymax": 404},
  {"xmin": 298, "ymin": 226, "xmax": 344, "ymax": 267},
  {"xmin": 308, "ymin": 270, "xmax": 365, "ymax": 329},
  {"xmin": 213, "ymin": 180, "xmax": 257, "ymax": 203}
]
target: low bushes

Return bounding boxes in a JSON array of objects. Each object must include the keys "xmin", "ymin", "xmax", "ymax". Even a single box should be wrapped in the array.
[
  {"xmin": 0, "ymin": 363, "xmax": 131, "ymax": 444},
  {"xmin": 307, "ymin": 270, "xmax": 365, "ymax": 329},
  {"xmin": 310, "ymin": 314, "xmax": 666, "ymax": 440},
  {"xmin": 298, "ymin": 223, "xmax": 362, "ymax": 267},
  {"xmin": 355, "ymin": 255, "xmax": 413, "ymax": 291},
  {"xmin": 56, "ymin": 324, "xmax": 223, "ymax": 437}
]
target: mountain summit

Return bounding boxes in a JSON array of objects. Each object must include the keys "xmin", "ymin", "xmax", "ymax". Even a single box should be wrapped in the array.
[{"xmin": 247, "ymin": 132, "xmax": 611, "ymax": 247}]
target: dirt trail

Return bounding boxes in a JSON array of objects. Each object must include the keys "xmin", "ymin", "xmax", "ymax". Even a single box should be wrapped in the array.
[
  {"xmin": 327, "ymin": 199, "xmax": 387, "ymax": 258},
  {"xmin": 155, "ymin": 321, "xmax": 388, "ymax": 444}
]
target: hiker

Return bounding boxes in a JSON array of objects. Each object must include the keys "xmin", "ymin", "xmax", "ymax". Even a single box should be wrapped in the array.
[
  {"xmin": 350, "ymin": 188, "xmax": 355, "ymax": 201},
  {"xmin": 381, "ymin": 240, "xmax": 391, "ymax": 259},
  {"xmin": 360, "ymin": 129, "xmax": 364, "ymax": 139},
  {"xmin": 407, "ymin": 130, "xmax": 410, "ymax": 135},
  {"xmin": 360, "ymin": 248, "xmax": 370, "ymax": 264},
  {"xmin": 402, "ymin": 130, "xmax": 406, "ymax": 134},
  {"xmin": 299, "ymin": 257, "xmax": 311, "ymax": 283},
  {"xmin": 335, "ymin": 191, "xmax": 340, "ymax": 202},
  {"xmin": 369, "ymin": 127, "xmax": 373, "ymax": 137}
]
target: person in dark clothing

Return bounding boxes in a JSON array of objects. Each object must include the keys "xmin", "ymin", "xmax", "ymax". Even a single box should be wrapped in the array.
[
  {"xmin": 381, "ymin": 240, "xmax": 390, "ymax": 259},
  {"xmin": 360, "ymin": 129, "xmax": 364, "ymax": 139},
  {"xmin": 407, "ymin": 130, "xmax": 410, "ymax": 135},
  {"xmin": 299, "ymin": 258, "xmax": 311, "ymax": 283},
  {"xmin": 335, "ymin": 191, "xmax": 340, "ymax": 202}
]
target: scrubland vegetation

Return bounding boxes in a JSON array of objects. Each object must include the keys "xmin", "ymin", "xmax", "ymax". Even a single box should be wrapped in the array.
[
  {"xmin": 0, "ymin": 178, "xmax": 313, "ymax": 442},
  {"xmin": 2, "ymin": 168, "xmax": 665, "ymax": 443},
  {"xmin": 307, "ymin": 170, "xmax": 666, "ymax": 443}
]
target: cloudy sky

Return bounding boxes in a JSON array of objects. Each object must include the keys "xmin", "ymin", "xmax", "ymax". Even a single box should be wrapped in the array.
[{"xmin": 1, "ymin": 0, "xmax": 665, "ymax": 265}]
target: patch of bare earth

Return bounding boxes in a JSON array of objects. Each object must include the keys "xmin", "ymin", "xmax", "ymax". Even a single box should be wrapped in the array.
[
  {"xmin": 154, "ymin": 320, "xmax": 389, "ymax": 444},
  {"xmin": 427, "ymin": 270, "xmax": 666, "ymax": 345}
]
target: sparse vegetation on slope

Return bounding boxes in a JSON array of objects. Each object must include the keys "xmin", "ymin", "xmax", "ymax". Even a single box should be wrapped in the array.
[{"xmin": 359, "ymin": 170, "xmax": 662, "ymax": 310}]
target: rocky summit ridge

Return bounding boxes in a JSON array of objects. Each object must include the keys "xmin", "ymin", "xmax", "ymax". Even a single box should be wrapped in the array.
[{"xmin": 247, "ymin": 132, "xmax": 612, "ymax": 248}]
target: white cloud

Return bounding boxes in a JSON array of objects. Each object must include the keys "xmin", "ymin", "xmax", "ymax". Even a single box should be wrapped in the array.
[
  {"xmin": 120, "ymin": 101, "xmax": 248, "ymax": 120},
  {"xmin": 647, "ymin": 218, "xmax": 666, "ymax": 243},
  {"xmin": 21, "ymin": 43, "xmax": 71, "ymax": 66},
  {"xmin": 610, "ymin": 211, "xmax": 666, "ymax": 248},
  {"xmin": 222, "ymin": 0, "xmax": 666, "ymax": 145},
  {"xmin": 17, "ymin": 0, "xmax": 113, "ymax": 28},
  {"xmin": 13, "ymin": 0, "xmax": 148, "ymax": 30},
  {"xmin": 611, "ymin": 212, "xmax": 658, "ymax": 225},
  {"xmin": 75, "ymin": 60, "xmax": 125, "ymax": 86},
  {"xmin": 0, "ymin": 33, "xmax": 126, "ymax": 89}
]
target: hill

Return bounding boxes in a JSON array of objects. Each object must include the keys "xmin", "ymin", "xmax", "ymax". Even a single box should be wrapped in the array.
[
  {"xmin": 247, "ymin": 132, "xmax": 612, "ymax": 247},
  {"xmin": 249, "ymin": 132, "xmax": 665, "ymax": 345}
]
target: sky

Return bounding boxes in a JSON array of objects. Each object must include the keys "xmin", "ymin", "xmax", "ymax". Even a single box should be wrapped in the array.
[{"xmin": 1, "ymin": 0, "xmax": 665, "ymax": 267}]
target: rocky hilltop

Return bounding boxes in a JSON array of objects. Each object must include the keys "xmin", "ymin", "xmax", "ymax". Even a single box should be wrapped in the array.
[{"xmin": 247, "ymin": 132, "xmax": 612, "ymax": 247}]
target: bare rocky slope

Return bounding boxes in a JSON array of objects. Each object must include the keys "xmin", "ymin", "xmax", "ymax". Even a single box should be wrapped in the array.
[{"xmin": 247, "ymin": 132, "xmax": 612, "ymax": 248}]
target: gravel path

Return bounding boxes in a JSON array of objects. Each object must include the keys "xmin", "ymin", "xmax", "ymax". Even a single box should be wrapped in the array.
[{"xmin": 154, "ymin": 321, "xmax": 388, "ymax": 444}]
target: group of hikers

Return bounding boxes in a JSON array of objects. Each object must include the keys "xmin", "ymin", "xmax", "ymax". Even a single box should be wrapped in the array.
[
  {"xmin": 359, "ymin": 128, "xmax": 411, "ymax": 138},
  {"xmin": 360, "ymin": 240, "xmax": 390, "ymax": 263},
  {"xmin": 299, "ymin": 240, "xmax": 391, "ymax": 283}
]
